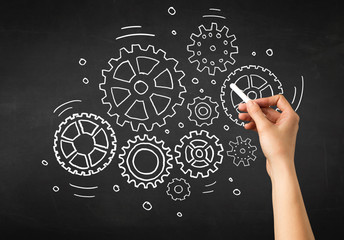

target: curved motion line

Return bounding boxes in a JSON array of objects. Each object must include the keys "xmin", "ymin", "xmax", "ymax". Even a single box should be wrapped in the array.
[
  {"xmin": 53, "ymin": 99, "xmax": 82, "ymax": 113},
  {"xmin": 69, "ymin": 183, "xmax": 98, "ymax": 190},
  {"xmin": 116, "ymin": 33, "xmax": 155, "ymax": 40},
  {"xmin": 294, "ymin": 76, "xmax": 304, "ymax": 112}
]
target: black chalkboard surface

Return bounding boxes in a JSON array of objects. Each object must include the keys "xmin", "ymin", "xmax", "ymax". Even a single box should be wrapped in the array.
[{"xmin": 1, "ymin": 0, "xmax": 343, "ymax": 239}]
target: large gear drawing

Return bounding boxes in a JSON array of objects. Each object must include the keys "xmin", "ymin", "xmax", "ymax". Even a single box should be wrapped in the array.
[
  {"xmin": 187, "ymin": 96, "xmax": 219, "ymax": 127},
  {"xmin": 175, "ymin": 130, "xmax": 224, "ymax": 178},
  {"xmin": 227, "ymin": 136, "xmax": 257, "ymax": 167},
  {"xmin": 118, "ymin": 134, "xmax": 173, "ymax": 189},
  {"xmin": 53, "ymin": 113, "xmax": 116, "ymax": 176},
  {"xmin": 166, "ymin": 178, "xmax": 191, "ymax": 201},
  {"xmin": 187, "ymin": 22, "xmax": 238, "ymax": 76},
  {"xmin": 99, "ymin": 44, "xmax": 186, "ymax": 132},
  {"xmin": 221, "ymin": 65, "xmax": 284, "ymax": 126}
]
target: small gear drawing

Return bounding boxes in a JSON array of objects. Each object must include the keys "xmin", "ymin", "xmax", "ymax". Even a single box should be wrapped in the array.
[
  {"xmin": 221, "ymin": 65, "xmax": 284, "ymax": 126},
  {"xmin": 187, "ymin": 22, "xmax": 238, "ymax": 76},
  {"xmin": 227, "ymin": 136, "xmax": 257, "ymax": 167},
  {"xmin": 166, "ymin": 178, "xmax": 191, "ymax": 201},
  {"xmin": 187, "ymin": 96, "xmax": 219, "ymax": 127},
  {"xmin": 175, "ymin": 130, "xmax": 224, "ymax": 178},
  {"xmin": 99, "ymin": 44, "xmax": 186, "ymax": 132},
  {"xmin": 119, "ymin": 134, "xmax": 173, "ymax": 189},
  {"xmin": 53, "ymin": 113, "xmax": 116, "ymax": 176}
]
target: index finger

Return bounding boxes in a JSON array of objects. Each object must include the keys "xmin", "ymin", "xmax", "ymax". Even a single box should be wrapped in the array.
[{"xmin": 239, "ymin": 95, "xmax": 293, "ymax": 112}]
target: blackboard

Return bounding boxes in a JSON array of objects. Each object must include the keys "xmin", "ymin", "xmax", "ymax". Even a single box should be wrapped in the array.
[{"xmin": 1, "ymin": 0, "xmax": 343, "ymax": 239}]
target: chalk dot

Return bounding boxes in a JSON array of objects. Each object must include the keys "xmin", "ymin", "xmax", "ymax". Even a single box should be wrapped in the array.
[
  {"xmin": 142, "ymin": 201, "xmax": 152, "ymax": 211},
  {"xmin": 228, "ymin": 177, "xmax": 233, "ymax": 182},
  {"xmin": 79, "ymin": 58, "xmax": 87, "ymax": 66},
  {"xmin": 52, "ymin": 186, "xmax": 60, "ymax": 192},
  {"xmin": 113, "ymin": 184, "xmax": 120, "ymax": 192},
  {"xmin": 192, "ymin": 78, "xmax": 199, "ymax": 84},
  {"xmin": 233, "ymin": 188, "xmax": 241, "ymax": 196},
  {"xmin": 202, "ymin": 34, "xmax": 207, "ymax": 39},
  {"xmin": 224, "ymin": 50, "xmax": 228, "ymax": 55},
  {"xmin": 223, "ymin": 40, "xmax": 228, "ymax": 45},
  {"xmin": 216, "ymin": 33, "xmax": 222, "ymax": 39},
  {"xmin": 171, "ymin": 30, "xmax": 177, "ymax": 35},
  {"xmin": 252, "ymin": 51, "xmax": 256, "ymax": 56},
  {"xmin": 197, "ymin": 42, "xmax": 202, "ymax": 47},
  {"xmin": 177, "ymin": 212, "xmax": 183, "ymax": 217},
  {"xmin": 199, "ymin": 88, "xmax": 204, "ymax": 93},
  {"xmin": 202, "ymin": 58, "xmax": 207, "ymax": 63},
  {"xmin": 168, "ymin": 7, "xmax": 176, "ymax": 15},
  {"xmin": 266, "ymin": 48, "xmax": 273, "ymax": 56},
  {"xmin": 41, "ymin": 160, "xmax": 48, "ymax": 166},
  {"xmin": 197, "ymin": 51, "xmax": 202, "ymax": 56},
  {"xmin": 165, "ymin": 129, "xmax": 170, "ymax": 134},
  {"xmin": 211, "ymin": 79, "xmax": 216, "ymax": 85},
  {"xmin": 223, "ymin": 125, "xmax": 229, "ymax": 131},
  {"xmin": 82, "ymin": 78, "xmax": 89, "ymax": 84},
  {"xmin": 178, "ymin": 122, "xmax": 184, "ymax": 128}
]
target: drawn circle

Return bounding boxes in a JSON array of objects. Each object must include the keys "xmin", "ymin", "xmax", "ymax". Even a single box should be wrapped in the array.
[
  {"xmin": 210, "ymin": 61, "xmax": 215, "ymax": 66},
  {"xmin": 53, "ymin": 186, "xmax": 59, "ymax": 192},
  {"xmin": 239, "ymin": 148, "xmax": 246, "ymax": 154},
  {"xmin": 113, "ymin": 184, "xmax": 120, "ymax": 192},
  {"xmin": 247, "ymin": 90, "xmax": 258, "ymax": 99},
  {"xmin": 228, "ymin": 177, "xmax": 233, "ymax": 182},
  {"xmin": 197, "ymin": 51, "xmax": 201, "ymax": 56},
  {"xmin": 197, "ymin": 42, "xmax": 201, "ymax": 47},
  {"xmin": 165, "ymin": 129, "xmax": 170, "ymax": 134},
  {"xmin": 202, "ymin": 58, "xmax": 207, "ymax": 63},
  {"xmin": 216, "ymin": 33, "xmax": 221, "ymax": 39},
  {"xmin": 266, "ymin": 48, "xmax": 273, "ymax": 56},
  {"xmin": 168, "ymin": 6, "xmax": 176, "ymax": 15},
  {"xmin": 199, "ymin": 88, "xmax": 204, "ymax": 93},
  {"xmin": 132, "ymin": 148, "xmax": 160, "ymax": 175},
  {"xmin": 233, "ymin": 188, "xmax": 241, "ymax": 196},
  {"xmin": 178, "ymin": 122, "xmax": 184, "ymax": 128},
  {"xmin": 177, "ymin": 212, "xmax": 183, "ymax": 217},
  {"xmin": 223, "ymin": 40, "xmax": 228, "ymax": 45},
  {"xmin": 134, "ymin": 80, "xmax": 149, "ymax": 95},
  {"xmin": 192, "ymin": 78, "xmax": 199, "ymax": 84},
  {"xmin": 224, "ymin": 50, "xmax": 228, "ymax": 55},
  {"xmin": 223, "ymin": 125, "xmax": 230, "ymax": 131},
  {"xmin": 82, "ymin": 78, "xmax": 89, "ymax": 84},
  {"xmin": 41, "ymin": 160, "xmax": 48, "ymax": 166},
  {"xmin": 171, "ymin": 30, "xmax": 177, "ymax": 35},
  {"xmin": 252, "ymin": 51, "xmax": 256, "ymax": 56},
  {"xmin": 211, "ymin": 79, "xmax": 216, "ymax": 85},
  {"xmin": 174, "ymin": 185, "xmax": 184, "ymax": 194},
  {"xmin": 210, "ymin": 45, "xmax": 216, "ymax": 52},
  {"xmin": 195, "ymin": 148, "xmax": 204, "ymax": 158},
  {"xmin": 195, "ymin": 103, "xmax": 211, "ymax": 120},
  {"xmin": 142, "ymin": 201, "xmax": 152, "ymax": 211},
  {"xmin": 79, "ymin": 58, "xmax": 87, "ymax": 66}
]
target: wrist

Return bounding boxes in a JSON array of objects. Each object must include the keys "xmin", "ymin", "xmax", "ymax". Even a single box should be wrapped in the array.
[{"xmin": 268, "ymin": 157, "xmax": 296, "ymax": 184}]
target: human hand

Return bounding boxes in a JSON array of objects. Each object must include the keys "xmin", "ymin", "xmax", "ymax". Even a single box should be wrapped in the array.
[{"xmin": 238, "ymin": 95, "xmax": 300, "ymax": 178}]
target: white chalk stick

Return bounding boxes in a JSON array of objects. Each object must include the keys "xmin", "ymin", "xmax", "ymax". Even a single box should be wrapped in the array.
[{"xmin": 230, "ymin": 83, "xmax": 251, "ymax": 103}]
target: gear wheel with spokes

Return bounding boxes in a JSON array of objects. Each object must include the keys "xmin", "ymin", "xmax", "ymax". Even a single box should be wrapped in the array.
[
  {"xmin": 119, "ymin": 134, "xmax": 173, "ymax": 189},
  {"xmin": 166, "ymin": 178, "xmax": 191, "ymax": 201},
  {"xmin": 175, "ymin": 130, "xmax": 224, "ymax": 178},
  {"xmin": 221, "ymin": 65, "xmax": 283, "ymax": 126},
  {"xmin": 100, "ymin": 44, "xmax": 186, "ymax": 131},
  {"xmin": 227, "ymin": 136, "xmax": 257, "ymax": 166},
  {"xmin": 53, "ymin": 113, "xmax": 116, "ymax": 176}
]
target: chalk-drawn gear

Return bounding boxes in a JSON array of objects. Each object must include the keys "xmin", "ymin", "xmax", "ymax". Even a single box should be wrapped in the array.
[
  {"xmin": 100, "ymin": 44, "xmax": 186, "ymax": 131},
  {"xmin": 227, "ymin": 136, "xmax": 257, "ymax": 167},
  {"xmin": 175, "ymin": 130, "xmax": 224, "ymax": 178},
  {"xmin": 187, "ymin": 96, "xmax": 219, "ymax": 127},
  {"xmin": 118, "ymin": 134, "xmax": 173, "ymax": 189},
  {"xmin": 166, "ymin": 178, "xmax": 191, "ymax": 201},
  {"xmin": 221, "ymin": 65, "xmax": 283, "ymax": 126},
  {"xmin": 187, "ymin": 22, "xmax": 238, "ymax": 76},
  {"xmin": 53, "ymin": 113, "xmax": 116, "ymax": 176}
]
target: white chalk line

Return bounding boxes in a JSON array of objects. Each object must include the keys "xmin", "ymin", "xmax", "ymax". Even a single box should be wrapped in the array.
[
  {"xmin": 69, "ymin": 183, "xmax": 98, "ymax": 190},
  {"xmin": 121, "ymin": 25, "xmax": 142, "ymax": 30},
  {"xmin": 291, "ymin": 86, "xmax": 297, "ymax": 104},
  {"xmin": 202, "ymin": 15, "xmax": 226, "ymax": 19},
  {"xmin": 73, "ymin": 194, "xmax": 96, "ymax": 198},
  {"xmin": 205, "ymin": 181, "xmax": 217, "ymax": 187},
  {"xmin": 202, "ymin": 190, "xmax": 214, "ymax": 194},
  {"xmin": 53, "ymin": 100, "xmax": 82, "ymax": 113},
  {"xmin": 294, "ymin": 76, "xmax": 304, "ymax": 112},
  {"xmin": 57, "ymin": 107, "xmax": 73, "ymax": 117},
  {"xmin": 116, "ymin": 33, "xmax": 155, "ymax": 40},
  {"xmin": 209, "ymin": 8, "xmax": 221, "ymax": 11}
]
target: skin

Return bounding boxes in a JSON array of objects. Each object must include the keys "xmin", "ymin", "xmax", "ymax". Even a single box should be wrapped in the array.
[{"xmin": 238, "ymin": 95, "xmax": 315, "ymax": 240}]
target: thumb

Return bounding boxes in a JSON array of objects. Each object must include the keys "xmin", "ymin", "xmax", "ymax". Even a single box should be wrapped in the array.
[{"xmin": 246, "ymin": 100, "xmax": 271, "ymax": 130}]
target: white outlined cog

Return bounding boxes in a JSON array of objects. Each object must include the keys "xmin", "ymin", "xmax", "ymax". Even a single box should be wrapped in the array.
[
  {"xmin": 175, "ymin": 130, "xmax": 224, "ymax": 178},
  {"xmin": 221, "ymin": 65, "xmax": 283, "ymax": 126},
  {"xmin": 53, "ymin": 113, "xmax": 116, "ymax": 176},
  {"xmin": 187, "ymin": 96, "xmax": 219, "ymax": 127},
  {"xmin": 166, "ymin": 178, "xmax": 191, "ymax": 201},
  {"xmin": 99, "ymin": 44, "xmax": 186, "ymax": 132},
  {"xmin": 118, "ymin": 134, "xmax": 173, "ymax": 189},
  {"xmin": 227, "ymin": 136, "xmax": 257, "ymax": 166},
  {"xmin": 187, "ymin": 22, "xmax": 238, "ymax": 75}
]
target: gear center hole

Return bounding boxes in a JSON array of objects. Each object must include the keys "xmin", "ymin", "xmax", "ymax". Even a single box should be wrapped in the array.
[
  {"xmin": 195, "ymin": 149, "xmax": 204, "ymax": 158},
  {"xmin": 134, "ymin": 80, "xmax": 149, "ymax": 95},
  {"xmin": 174, "ymin": 185, "xmax": 183, "ymax": 194},
  {"xmin": 239, "ymin": 148, "xmax": 246, "ymax": 154},
  {"xmin": 247, "ymin": 91, "xmax": 258, "ymax": 100},
  {"xmin": 74, "ymin": 134, "xmax": 94, "ymax": 154}
]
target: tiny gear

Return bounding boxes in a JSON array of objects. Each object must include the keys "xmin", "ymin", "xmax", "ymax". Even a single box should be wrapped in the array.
[
  {"xmin": 166, "ymin": 178, "xmax": 191, "ymax": 201},
  {"xmin": 53, "ymin": 113, "xmax": 116, "ymax": 176},
  {"xmin": 99, "ymin": 44, "xmax": 186, "ymax": 131},
  {"xmin": 221, "ymin": 65, "xmax": 283, "ymax": 126},
  {"xmin": 119, "ymin": 134, "xmax": 173, "ymax": 189},
  {"xmin": 227, "ymin": 136, "xmax": 257, "ymax": 166},
  {"xmin": 175, "ymin": 130, "xmax": 224, "ymax": 178},
  {"xmin": 187, "ymin": 22, "xmax": 238, "ymax": 76},
  {"xmin": 187, "ymin": 96, "xmax": 219, "ymax": 127}
]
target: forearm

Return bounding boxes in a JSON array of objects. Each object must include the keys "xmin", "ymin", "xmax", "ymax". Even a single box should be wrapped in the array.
[{"xmin": 270, "ymin": 159, "xmax": 314, "ymax": 240}]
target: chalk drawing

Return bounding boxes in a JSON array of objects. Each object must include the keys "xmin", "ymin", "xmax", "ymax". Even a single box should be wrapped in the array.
[
  {"xmin": 202, "ymin": 180, "xmax": 216, "ymax": 194},
  {"xmin": 113, "ymin": 185, "xmax": 120, "ymax": 192},
  {"xmin": 79, "ymin": 58, "xmax": 87, "ymax": 66},
  {"xmin": 292, "ymin": 76, "xmax": 304, "ymax": 112},
  {"xmin": 233, "ymin": 188, "xmax": 241, "ymax": 196},
  {"xmin": 142, "ymin": 201, "xmax": 152, "ymax": 211},
  {"xmin": 227, "ymin": 136, "xmax": 257, "ymax": 167},
  {"xmin": 69, "ymin": 183, "xmax": 98, "ymax": 198},
  {"xmin": 175, "ymin": 130, "xmax": 224, "ymax": 178},
  {"xmin": 187, "ymin": 22, "xmax": 238, "ymax": 76},
  {"xmin": 82, "ymin": 77, "xmax": 89, "ymax": 84},
  {"xmin": 266, "ymin": 48, "xmax": 273, "ymax": 56},
  {"xmin": 228, "ymin": 177, "xmax": 233, "ymax": 182},
  {"xmin": 100, "ymin": 44, "xmax": 186, "ymax": 132},
  {"xmin": 41, "ymin": 160, "xmax": 48, "ymax": 166},
  {"xmin": 221, "ymin": 65, "xmax": 283, "ymax": 126},
  {"xmin": 223, "ymin": 125, "xmax": 230, "ymax": 131},
  {"xmin": 203, "ymin": 8, "xmax": 226, "ymax": 19},
  {"xmin": 53, "ymin": 99, "xmax": 82, "ymax": 115},
  {"xmin": 52, "ymin": 186, "xmax": 59, "ymax": 192},
  {"xmin": 118, "ymin": 134, "xmax": 172, "ymax": 189},
  {"xmin": 53, "ymin": 113, "xmax": 117, "ymax": 176},
  {"xmin": 168, "ymin": 7, "xmax": 176, "ymax": 16},
  {"xmin": 166, "ymin": 178, "xmax": 191, "ymax": 201},
  {"xmin": 187, "ymin": 96, "xmax": 219, "ymax": 127},
  {"xmin": 177, "ymin": 212, "xmax": 183, "ymax": 217}
]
